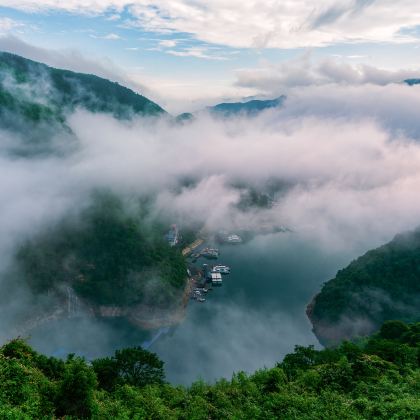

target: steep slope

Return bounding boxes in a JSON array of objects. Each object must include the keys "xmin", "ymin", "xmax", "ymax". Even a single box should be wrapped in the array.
[
  {"xmin": 0, "ymin": 52, "xmax": 166, "ymax": 155},
  {"xmin": 0, "ymin": 51, "xmax": 165, "ymax": 123},
  {"xmin": 308, "ymin": 228, "xmax": 420, "ymax": 345},
  {"xmin": 9, "ymin": 191, "xmax": 188, "ymax": 332}
]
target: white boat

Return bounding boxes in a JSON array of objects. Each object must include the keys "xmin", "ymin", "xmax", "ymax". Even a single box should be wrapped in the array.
[
  {"xmin": 201, "ymin": 247, "xmax": 219, "ymax": 259},
  {"xmin": 227, "ymin": 234, "xmax": 242, "ymax": 244},
  {"xmin": 210, "ymin": 272, "xmax": 223, "ymax": 286},
  {"xmin": 212, "ymin": 265, "xmax": 231, "ymax": 274}
]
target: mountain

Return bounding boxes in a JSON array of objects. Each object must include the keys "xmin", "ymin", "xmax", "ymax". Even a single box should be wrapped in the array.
[
  {"xmin": 307, "ymin": 228, "xmax": 420, "ymax": 346},
  {"xmin": 0, "ymin": 52, "xmax": 166, "ymax": 154},
  {"xmin": 208, "ymin": 96, "xmax": 286, "ymax": 117},
  {"xmin": 404, "ymin": 79, "xmax": 420, "ymax": 86},
  {"xmin": 0, "ymin": 51, "xmax": 165, "ymax": 123},
  {"xmin": 176, "ymin": 96, "xmax": 286, "ymax": 122},
  {"xmin": 10, "ymin": 191, "xmax": 188, "ymax": 332},
  {"xmin": 1, "ymin": 320, "xmax": 419, "ymax": 418},
  {"xmin": 0, "ymin": 52, "xmax": 166, "ymax": 157}
]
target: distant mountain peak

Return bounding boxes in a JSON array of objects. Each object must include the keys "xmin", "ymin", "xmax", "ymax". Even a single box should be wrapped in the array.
[
  {"xmin": 207, "ymin": 96, "xmax": 286, "ymax": 117},
  {"xmin": 404, "ymin": 78, "xmax": 420, "ymax": 86}
]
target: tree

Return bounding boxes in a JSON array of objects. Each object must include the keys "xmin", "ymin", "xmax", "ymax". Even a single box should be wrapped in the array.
[
  {"xmin": 93, "ymin": 346, "xmax": 165, "ymax": 391},
  {"xmin": 115, "ymin": 347, "xmax": 165, "ymax": 388},
  {"xmin": 56, "ymin": 356, "xmax": 97, "ymax": 418},
  {"xmin": 379, "ymin": 320, "xmax": 409, "ymax": 340},
  {"xmin": 91, "ymin": 356, "xmax": 119, "ymax": 392}
]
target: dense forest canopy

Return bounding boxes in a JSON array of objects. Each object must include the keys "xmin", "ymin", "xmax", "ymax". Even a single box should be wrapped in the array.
[
  {"xmin": 309, "ymin": 228, "xmax": 420, "ymax": 345},
  {"xmin": 0, "ymin": 320, "xmax": 419, "ymax": 418},
  {"xmin": 16, "ymin": 192, "xmax": 187, "ymax": 307},
  {"xmin": 0, "ymin": 52, "xmax": 165, "ymax": 122}
]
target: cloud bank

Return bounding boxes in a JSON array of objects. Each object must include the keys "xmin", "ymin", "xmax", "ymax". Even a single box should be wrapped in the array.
[
  {"xmin": 235, "ymin": 54, "xmax": 420, "ymax": 93},
  {"xmin": 2, "ymin": 0, "xmax": 420, "ymax": 48},
  {"xmin": 1, "ymin": 80, "xmax": 420, "ymax": 264},
  {"xmin": 3, "ymin": 68, "xmax": 420, "ymax": 381}
]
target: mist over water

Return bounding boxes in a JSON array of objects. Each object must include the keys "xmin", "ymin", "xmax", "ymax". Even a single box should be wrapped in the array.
[
  {"xmin": 2, "ymin": 75, "xmax": 420, "ymax": 384},
  {"xmin": 28, "ymin": 232, "xmax": 355, "ymax": 384},
  {"xmin": 153, "ymin": 233, "xmax": 355, "ymax": 384}
]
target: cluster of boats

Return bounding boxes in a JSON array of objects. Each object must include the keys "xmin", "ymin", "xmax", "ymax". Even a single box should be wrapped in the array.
[
  {"xmin": 191, "ymin": 287, "xmax": 208, "ymax": 302},
  {"xmin": 201, "ymin": 247, "xmax": 219, "ymax": 259},
  {"xmin": 211, "ymin": 265, "xmax": 230, "ymax": 274},
  {"xmin": 216, "ymin": 231, "xmax": 243, "ymax": 244},
  {"xmin": 206, "ymin": 264, "xmax": 231, "ymax": 287},
  {"xmin": 189, "ymin": 240, "xmax": 234, "ymax": 303}
]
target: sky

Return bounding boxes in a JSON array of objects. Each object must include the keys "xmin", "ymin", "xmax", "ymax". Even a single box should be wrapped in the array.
[{"xmin": 1, "ymin": 1, "xmax": 420, "ymax": 112}]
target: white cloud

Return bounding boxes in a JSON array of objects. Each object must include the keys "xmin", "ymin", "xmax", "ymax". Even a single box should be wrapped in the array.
[
  {"xmin": 90, "ymin": 32, "xmax": 122, "ymax": 40},
  {"xmin": 166, "ymin": 47, "xmax": 228, "ymax": 61},
  {"xmin": 3, "ymin": 70, "xmax": 420, "ymax": 374},
  {"xmin": 158, "ymin": 39, "xmax": 177, "ymax": 48},
  {"xmin": 103, "ymin": 32, "xmax": 121, "ymax": 40},
  {"xmin": 0, "ymin": 17, "xmax": 24, "ymax": 33},
  {"xmin": 235, "ymin": 54, "xmax": 420, "ymax": 93},
  {"xmin": 2, "ymin": 1, "xmax": 420, "ymax": 48},
  {"xmin": 1, "ymin": 81, "xmax": 420, "ymax": 255},
  {"xmin": 106, "ymin": 13, "xmax": 121, "ymax": 21}
]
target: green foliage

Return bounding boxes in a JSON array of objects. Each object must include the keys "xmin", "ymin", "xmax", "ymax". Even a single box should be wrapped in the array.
[
  {"xmin": 310, "ymin": 228, "xmax": 420, "ymax": 344},
  {"xmin": 0, "ymin": 51, "xmax": 166, "ymax": 155},
  {"xmin": 0, "ymin": 51, "xmax": 165, "ymax": 126},
  {"xmin": 379, "ymin": 320, "xmax": 410, "ymax": 340},
  {"xmin": 1, "ymin": 321, "xmax": 420, "ymax": 419},
  {"xmin": 16, "ymin": 191, "xmax": 187, "ymax": 307},
  {"xmin": 56, "ymin": 355, "xmax": 98, "ymax": 418},
  {"xmin": 93, "ymin": 346, "xmax": 165, "ymax": 391}
]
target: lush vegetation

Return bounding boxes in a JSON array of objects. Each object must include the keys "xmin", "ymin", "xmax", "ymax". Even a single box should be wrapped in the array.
[
  {"xmin": 0, "ymin": 320, "xmax": 419, "ymax": 418},
  {"xmin": 0, "ymin": 51, "xmax": 164, "ymax": 122},
  {"xmin": 309, "ymin": 229, "xmax": 420, "ymax": 345},
  {"xmin": 0, "ymin": 52, "xmax": 166, "ymax": 156},
  {"xmin": 16, "ymin": 192, "xmax": 187, "ymax": 307}
]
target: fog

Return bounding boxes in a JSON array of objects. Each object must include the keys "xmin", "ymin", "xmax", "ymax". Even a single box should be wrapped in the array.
[{"xmin": 2, "ymin": 78, "xmax": 420, "ymax": 383}]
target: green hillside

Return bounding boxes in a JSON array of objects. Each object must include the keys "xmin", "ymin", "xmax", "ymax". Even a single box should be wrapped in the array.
[
  {"xmin": 0, "ymin": 51, "xmax": 165, "ymax": 124},
  {"xmin": 0, "ymin": 320, "xmax": 419, "ymax": 419},
  {"xmin": 16, "ymin": 191, "xmax": 187, "ymax": 308},
  {"xmin": 308, "ymin": 229, "xmax": 420, "ymax": 345}
]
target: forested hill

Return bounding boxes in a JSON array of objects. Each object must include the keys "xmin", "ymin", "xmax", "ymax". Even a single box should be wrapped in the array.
[
  {"xmin": 0, "ymin": 52, "xmax": 165, "ymax": 129},
  {"xmin": 308, "ymin": 228, "xmax": 420, "ymax": 346},
  {"xmin": 208, "ymin": 96, "xmax": 286, "ymax": 117},
  {"xmin": 14, "ymin": 191, "xmax": 187, "ymax": 310},
  {"xmin": 0, "ymin": 320, "xmax": 419, "ymax": 418}
]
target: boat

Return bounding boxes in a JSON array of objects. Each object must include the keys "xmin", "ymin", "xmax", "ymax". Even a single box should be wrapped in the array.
[
  {"xmin": 201, "ymin": 247, "xmax": 219, "ymax": 259},
  {"xmin": 165, "ymin": 224, "xmax": 179, "ymax": 247},
  {"xmin": 210, "ymin": 272, "xmax": 223, "ymax": 286},
  {"xmin": 198, "ymin": 298, "xmax": 206, "ymax": 303},
  {"xmin": 227, "ymin": 234, "xmax": 242, "ymax": 244},
  {"xmin": 212, "ymin": 265, "xmax": 231, "ymax": 274},
  {"xmin": 217, "ymin": 231, "xmax": 243, "ymax": 244}
]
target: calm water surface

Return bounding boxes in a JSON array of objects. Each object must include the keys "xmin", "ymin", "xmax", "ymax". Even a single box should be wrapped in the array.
[{"xmin": 30, "ymin": 232, "xmax": 354, "ymax": 384}]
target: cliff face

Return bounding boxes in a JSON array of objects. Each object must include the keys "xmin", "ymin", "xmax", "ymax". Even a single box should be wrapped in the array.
[
  {"xmin": 14, "ymin": 277, "xmax": 192, "ymax": 337},
  {"xmin": 306, "ymin": 294, "xmax": 376, "ymax": 346}
]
